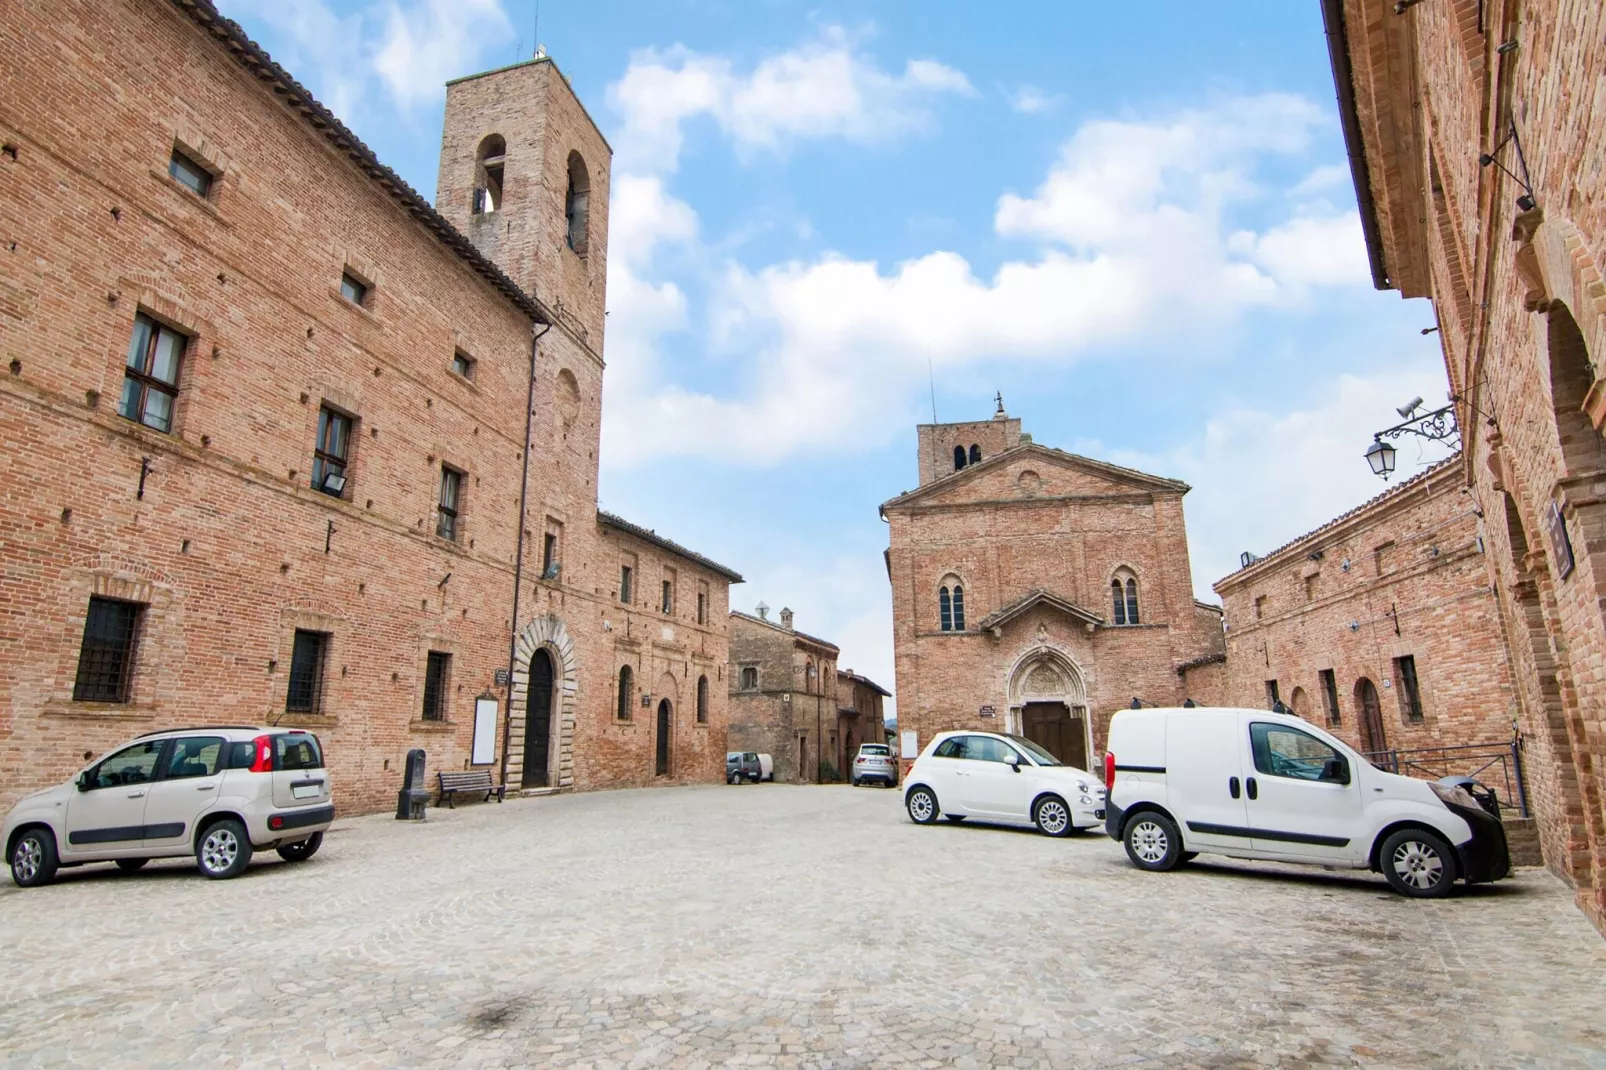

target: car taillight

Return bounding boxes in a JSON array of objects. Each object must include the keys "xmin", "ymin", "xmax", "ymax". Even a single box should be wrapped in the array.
[
  {"xmin": 250, "ymin": 734, "xmax": 274, "ymax": 773},
  {"xmin": 1104, "ymin": 751, "xmax": 1116, "ymax": 793}
]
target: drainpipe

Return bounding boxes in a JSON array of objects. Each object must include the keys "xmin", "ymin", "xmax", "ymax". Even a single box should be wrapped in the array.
[{"xmin": 500, "ymin": 320, "xmax": 553, "ymax": 790}]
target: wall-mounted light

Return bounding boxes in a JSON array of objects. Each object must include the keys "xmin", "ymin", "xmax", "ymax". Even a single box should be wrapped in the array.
[
  {"xmin": 1497, "ymin": 39, "xmax": 1518, "ymax": 55},
  {"xmin": 1480, "ymin": 118, "xmax": 1538, "ymax": 212},
  {"xmin": 1420, "ymin": 326, "xmax": 1439, "ymax": 335}
]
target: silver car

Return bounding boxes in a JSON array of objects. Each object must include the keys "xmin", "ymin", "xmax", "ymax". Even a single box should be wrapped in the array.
[
  {"xmin": 851, "ymin": 743, "xmax": 899, "ymax": 787},
  {"xmin": 4, "ymin": 725, "xmax": 335, "ymax": 886}
]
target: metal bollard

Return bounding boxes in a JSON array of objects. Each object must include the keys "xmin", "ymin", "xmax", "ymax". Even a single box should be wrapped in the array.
[{"xmin": 395, "ymin": 747, "xmax": 429, "ymax": 820}]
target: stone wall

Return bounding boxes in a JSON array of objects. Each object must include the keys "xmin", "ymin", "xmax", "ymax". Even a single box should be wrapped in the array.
[{"xmin": 727, "ymin": 611, "xmax": 838, "ymax": 783}]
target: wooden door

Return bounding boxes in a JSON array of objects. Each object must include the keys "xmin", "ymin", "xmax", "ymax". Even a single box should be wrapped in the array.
[
  {"xmin": 1356, "ymin": 678, "xmax": 1386, "ymax": 755},
  {"xmin": 655, "ymin": 699, "xmax": 671, "ymax": 776},
  {"xmin": 522, "ymin": 650, "xmax": 553, "ymax": 788},
  {"xmin": 1024, "ymin": 702, "xmax": 1088, "ymax": 770}
]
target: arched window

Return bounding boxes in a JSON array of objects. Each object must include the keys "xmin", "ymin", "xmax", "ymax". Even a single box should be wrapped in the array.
[
  {"xmin": 804, "ymin": 659, "xmax": 816, "ymax": 692},
  {"xmin": 696, "ymin": 674, "xmax": 709, "ymax": 724},
  {"xmin": 564, "ymin": 151, "xmax": 589, "ymax": 254},
  {"xmin": 968, "ymin": 444, "xmax": 981, "ymax": 465},
  {"xmin": 952, "ymin": 585, "xmax": 965, "ymax": 630},
  {"xmin": 474, "ymin": 134, "xmax": 505, "ymax": 215},
  {"xmin": 939, "ymin": 576, "xmax": 965, "ymax": 631},
  {"xmin": 939, "ymin": 586, "xmax": 952, "ymax": 631},
  {"xmin": 1111, "ymin": 570, "xmax": 1139, "ymax": 625},
  {"xmin": 616, "ymin": 664, "xmax": 633, "ymax": 721},
  {"xmin": 953, "ymin": 445, "xmax": 967, "ymax": 471}
]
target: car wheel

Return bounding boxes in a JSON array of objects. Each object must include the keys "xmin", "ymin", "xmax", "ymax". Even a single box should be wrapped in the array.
[
  {"xmin": 115, "ymin": 858, "xmax": 149, "ymax": 872},
  {"xmin": 1381, "ymin": 828, "xmax": 1457, "ymax": 898},
  {"xmin": 1032, "ymin": 795, "xmax": 1074, "ymax": 838},
  {"xmin": 906, "ymin": 786, "xmax": 940, "ymax": 825},
  {"xmin": 9, "ymin": 827, "xmax": 58, "ymax": 888},
  {"xmin": 196, "ymin": 818, "xmax": 253, "ymax": 880},
  {"xmin": 1123, "ymin": 811, "xmax": 1183, "ymax": 871},
  {"xmin": 277, "ymin": 832, "xmax": 323, "ymax": 863}
]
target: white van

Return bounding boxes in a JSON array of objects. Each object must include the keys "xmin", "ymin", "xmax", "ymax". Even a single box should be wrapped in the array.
[{"xmin": 1102, "ymin": 707, "xmax": 1509, "ymax": 898}]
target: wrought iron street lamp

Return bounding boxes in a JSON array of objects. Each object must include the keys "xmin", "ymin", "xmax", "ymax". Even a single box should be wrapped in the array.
[
  {"xmin": 1364, "ymin": 398, "xmax": 1460, "ymax": 481},
  {"xmin": 1365, "ymin": 439, "xmax": 1397, "ymax": 478}
]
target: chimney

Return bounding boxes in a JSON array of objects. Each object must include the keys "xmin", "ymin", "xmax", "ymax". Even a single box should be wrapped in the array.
[{"xmin": 780, "ymin": 607, "xmax": 794, "ymax": 631}]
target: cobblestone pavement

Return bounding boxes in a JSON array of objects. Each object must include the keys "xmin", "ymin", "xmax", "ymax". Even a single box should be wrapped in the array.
[{"xmin": 3, "ymin": 785, "xmax": 1605, "ymax": 1069}]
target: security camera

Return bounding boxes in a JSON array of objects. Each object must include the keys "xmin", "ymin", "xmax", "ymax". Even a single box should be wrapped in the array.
[{"xmin": 1396, "ymin": 397, "xmax": 1424, "ymax": 419}]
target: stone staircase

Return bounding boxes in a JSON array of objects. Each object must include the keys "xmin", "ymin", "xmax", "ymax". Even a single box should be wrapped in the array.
[{"xmin": 1503, "ymin": 815, "xmax": 1543, "ymax": 868}]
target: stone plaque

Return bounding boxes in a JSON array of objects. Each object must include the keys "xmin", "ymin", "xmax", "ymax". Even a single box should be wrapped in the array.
[
  {"xmin": 979, "ymin": 705, "xmax": 996, "ymax": 718},
  {"xmin": 493, "ymin": 668, "xmax": 510, "ymax": 687}
]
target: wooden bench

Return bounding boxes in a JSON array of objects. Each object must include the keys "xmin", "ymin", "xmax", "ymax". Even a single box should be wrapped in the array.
[{"xmin": 436, "ymin": 769, "xmax": 506, "ymax": 808}]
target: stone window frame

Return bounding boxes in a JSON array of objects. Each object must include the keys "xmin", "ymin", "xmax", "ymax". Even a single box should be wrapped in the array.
[
  {"xmin": 45, "ymin": 560, "xmax": 177, "ymax": 721},
  {"xmin": 696, "ymin": 673, "xmax": 710, "ymax": 725},
  {"xmin": 154, "ymin": 121, "xmax": 233, "ymax": 217},
  {"xmin": 412, "ymin": 631, "xmax": 462, "ymax": 732},
  {"xmin": 331, "ymin": 250, "xmax": 383, "ymax": 319},
  {"xmin": 564, "ymin": 149, "xmax": 590, "ymax": 256},
  {"xmin": 1109, "ymin": 566, "xmax": 1141, "ymax": 626},
  {"xmin": 936, "ymin": 571, "xmax": 967, "ymax": 632},
  {"xmin": 738, "ymin": 663, "xmax": 760, "ymax": 691},
  {"xmin": 100, "ymin": 286, "xmax": 214, "ymax": 443},
  {"xmin": 273, "ymin": 606, "xmax": 345, "ymax": 727},
  {"xmin": 474, "ymin": 133, "xmax": 506, "ymax": 216},
  {"xmin": 616, "ymin": 662, "xmax": 635, "ymax": 722}
]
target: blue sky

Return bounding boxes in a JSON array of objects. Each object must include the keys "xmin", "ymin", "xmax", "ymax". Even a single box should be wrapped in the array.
[{"xmin": 218, "ymin": 0, "xmax": 1456, "ymax": 718}]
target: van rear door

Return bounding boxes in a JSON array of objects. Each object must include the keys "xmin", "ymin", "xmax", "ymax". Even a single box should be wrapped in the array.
[{"xmin": 1165, "ymin": 710, "xmax": 1253, "ymax": 852}]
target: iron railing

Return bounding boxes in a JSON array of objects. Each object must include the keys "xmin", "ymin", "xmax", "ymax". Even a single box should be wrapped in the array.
[{"xmin": 1360, "ymin": 740, "xmax": 1528, "ymax": 818}]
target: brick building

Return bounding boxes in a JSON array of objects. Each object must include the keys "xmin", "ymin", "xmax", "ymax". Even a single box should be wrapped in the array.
[
  {"xmin": 1214, "ymin": 457, "xmax": 1518, "ymax": 765},
  {"xmin": 727, "ymin": 607, "xmax": 840, "ymax": 783},
  {"xmin": 1324, "ymin": 0, "xmax": 1606, "ymax": 931},
  {"xmin": 0, "ymin": 0, "xmax": 739, "ymax": 816},
  {"xmin": 836, "ymin": 668, "xmax": 891, "ymax": 775},
  {"xmin": 882, "ymin": 405, "xmax": 1225, "ymax": 772}
]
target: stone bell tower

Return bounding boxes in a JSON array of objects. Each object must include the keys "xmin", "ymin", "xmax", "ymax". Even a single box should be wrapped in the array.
[{"xmin": 435, "ymin": 55, "xmax": 611, "ymax": 350}]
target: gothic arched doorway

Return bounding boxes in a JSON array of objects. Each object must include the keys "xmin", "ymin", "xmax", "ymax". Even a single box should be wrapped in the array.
[
  {"xmin": 1007, "ymin": 648, "xmax": 1090, "ymax": 770},
  {"xmin": 1355, "ymin": 677, "xmax": 1385, "ymax": 755},
  {"xmin": 522, "ymin": 649, "xmax": 555, "ymax": 788},
  {"xmin": 655, "ymin": 698, "xmax": 672, "ymax": 776}
]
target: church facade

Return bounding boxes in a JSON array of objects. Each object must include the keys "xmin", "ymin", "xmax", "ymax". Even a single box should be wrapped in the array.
[{"xmin": 881, "ymin": 406, "xmax": 1224, "ymax": 772}]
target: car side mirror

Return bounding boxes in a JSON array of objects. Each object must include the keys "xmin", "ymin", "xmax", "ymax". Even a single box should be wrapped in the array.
[
  {"xmin": 76, "ymin": 771, "xmax": 92, "ymax": 792},
  {"xmin": 1004, "ymin": 752, "xmax": 1021, "ymax": 771},
  {"xmin": 1321, "ymin": 757, "xmax": 1350, "ymax": 785}
]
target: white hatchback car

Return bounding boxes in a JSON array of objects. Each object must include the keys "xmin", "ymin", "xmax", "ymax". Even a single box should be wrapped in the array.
[
  {"xmin": 4, "ymin": 726, "xmax": 335, "ymax": 886},
  {"xmin": 903, "ymin": 730, "xmax": 1105, "ymax": 836}
]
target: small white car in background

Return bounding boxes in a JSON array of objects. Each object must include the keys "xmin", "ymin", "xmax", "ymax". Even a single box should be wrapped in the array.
[
  {"xmin": 4, "ymin": 726, "xmax": 335, "ymax": 887},
  {"xmin": 1103, "ymin": 707, "xmax": 1509, "ymax": 898},
  {"xmin": 903, "ymin": 730, "xmax": 1105, "ymax": 836}
]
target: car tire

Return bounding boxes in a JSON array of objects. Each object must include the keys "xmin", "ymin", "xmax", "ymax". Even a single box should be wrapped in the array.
[
  {"xmin": 1380, "ymin": 827, "xmax": 1457, "ymax": 898},
  {"xmin": 195, "ymin": 818, "xmax": 253, "ymax": 880},
  {"xmin": 277, "ymin": 832, "xmax": 323, "ymax": 863},
  {"xmin": 1123, "ymin": 811, "xmax": 1183, "ymax": 871},
  {"xmin": 115, "ymin": 858, "xmax": 149, "ymax": 872},
  {"xmin": 906, "ymin": 786, "xmax": 940, "ymax": 825},
  {"xmin": 1033, "ymin": 794, "xmax": 1075, "ymax": 838},
  {"xmin": 9, "ymin": 827, "xmax": 59, "ymax": 888}
]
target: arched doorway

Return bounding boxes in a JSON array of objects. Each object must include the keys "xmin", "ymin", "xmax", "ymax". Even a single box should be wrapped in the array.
[
  {"xmin": 1354, "ymin": 677, "xmax": 1385, "ymax": 755},
  {"xmin": 522, "ymin": 649, "xmax": 555, "ymax": 788},
  {"xmin": 655, "ymin": 698, "xmax": 672, "ymax": 776},
  {"xmin": 1007, "ymin": 648, "xmax": 1090, "ymax": 770}
]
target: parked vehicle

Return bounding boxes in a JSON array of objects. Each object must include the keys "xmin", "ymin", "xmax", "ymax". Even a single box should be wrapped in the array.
[
  {"xmin": 902, "ymin": 731, "xmax": 1105, "ymax": 836},
  {"xmin": 851, "ymin": 743, "xmax": 899, "ymax": 787},
  {"xmin": 756, "ymin": 753, "xmax": 774, "ymax": 782},
  {"xmin": 1102, "ymin": 707, "xmax": 1510, "ymax": 898},
  {"xmin": 4, "ymin": 726, "xmax": 335, "ymax": 887},
  {"xmin": 726, "ymin": 752, "xmax": 761, "ymax": 784}
]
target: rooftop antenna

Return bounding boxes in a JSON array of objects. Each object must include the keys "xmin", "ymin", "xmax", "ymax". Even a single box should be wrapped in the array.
[
  {"xmin": 532, "ymin": 0, "xmax": 542, "ymax": 58},
  {"xmin": 995, "ymin": 390, "xmax": 1005, "ymax": 416},
  {"xmin": 928, "ymin": 358, "xmax": 938, "ymax": 423}
]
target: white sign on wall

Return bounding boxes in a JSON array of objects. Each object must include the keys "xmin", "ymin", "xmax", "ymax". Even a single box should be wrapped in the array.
[
  {"xmin": 472, "ymin": 697, "xmax": 499, "ymax": 765},
  {"xmin": 900, "ymin": 730, "xmax": 919, "ymax": 759}
]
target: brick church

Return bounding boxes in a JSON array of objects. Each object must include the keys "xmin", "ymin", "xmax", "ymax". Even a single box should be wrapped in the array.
[
  {"xmin": 0, "ymin": 0, "xmax": 739, "ymax": 814},
  {"xmin": 882, "ymin": 403, "xmax": 1225, "ymax": 771}
]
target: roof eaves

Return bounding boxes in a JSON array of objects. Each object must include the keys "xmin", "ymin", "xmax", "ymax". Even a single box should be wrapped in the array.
[
  {"xmin": 169, "ymin": 0, "xmax": 551, "ymax": 327},
  {"xmin": 597, "ymin": 512, "xmax": 744, "ymax": 582}
]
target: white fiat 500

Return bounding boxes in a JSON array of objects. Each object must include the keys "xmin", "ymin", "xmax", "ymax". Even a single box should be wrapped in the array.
[
  {"xmin": 903, "ymin": 730, "xmax": 1106, "ymax": 836},
  {"xmin": 4, "ymin": 726, "xmax": 335, "ymax": 887}
]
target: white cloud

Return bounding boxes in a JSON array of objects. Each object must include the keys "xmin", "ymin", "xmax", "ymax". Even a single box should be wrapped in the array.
[
  {"xmin": 1290, "ymin": 163, "xmax": 1352, "ymax": 197},
  {"xmin": 1009, "ymin": 86, "xmax": 1062, "ymax": 114},
  {"xmin": 602, "ymin": 93, "xmax": 1374, "ymax": 469},
  {"xmin": 218, "ymin": 0, "xmax": 513, "ymax": 116},
  {"xmin": 607, "ymin": 28, "xmax": 975, "ymax": 172},
  {"xmin": 1103, "ymin": 365, "xmax": 1460, "ymax": 601}
]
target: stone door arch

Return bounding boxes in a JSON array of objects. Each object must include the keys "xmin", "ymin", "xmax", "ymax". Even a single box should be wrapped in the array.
[
  {"xmin": 509, "ymin": 614, "xmax": 578, "ymax": 789},
  {"xmin": 1007, "ymin": 648, "xmax": 1091, "ymax": 769}
]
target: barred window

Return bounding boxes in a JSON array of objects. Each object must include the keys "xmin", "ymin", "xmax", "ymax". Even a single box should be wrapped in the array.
[
  {"xmin": 286, "ymin": 630, "xmax": 329, "ymax": 714},
  {"xmin": 422, "ymin": 651, "xmax": 450, "ymax": 721},
  {"xmin": 72, "ymin": 597, "xmax": 141, "ymax": 703},
  {"xmin": 119, "ymin": 313, "xmax": 186, "ymax": 433},
  {"xmin": 437, "ymin": 465, "xmax": 462, "ymax": 541},
  {"xmin": 1396, "ymin": 655, "xmax": 1424, "ymax": 723}
]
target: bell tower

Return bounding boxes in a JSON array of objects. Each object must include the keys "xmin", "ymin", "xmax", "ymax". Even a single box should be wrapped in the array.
[{"xmin": 436, "ymin": 56, "xmax": 611, "ymax": 349}]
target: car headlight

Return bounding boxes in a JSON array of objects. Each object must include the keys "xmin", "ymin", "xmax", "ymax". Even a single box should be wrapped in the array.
[
  {"xmin": 1079, "ymin": 796, "xmax": 1093, "ymax": 806},
  {"xmin": 1076, "ymin": 782, "xmax": 1089, "ymax": 794},
  {"xmin": 1428, "ymin": 781, "xmax": 1480, "ymax": 811}
]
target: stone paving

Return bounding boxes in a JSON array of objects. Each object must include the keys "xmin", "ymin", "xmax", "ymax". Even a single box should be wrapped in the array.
[{"xmin": 2, "ymin": 784, "xmax": 1605, "ymax": 1069}]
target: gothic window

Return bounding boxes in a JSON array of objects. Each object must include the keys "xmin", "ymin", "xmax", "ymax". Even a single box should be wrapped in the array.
[
  {"xmin": 1111, "ymin": 579, "xmax": 1126, "ymax": 625},
  {"xmin": 952, "ymin": 586, "xmax": 965, "ymax": 630},
  {"xmin": 968, "ymin": 444, "xmax": 981, "ymax": 465},
  {"xmin": 1126, "ymin": 578, "xmax": 1139, "ymax": 625},
  {"xmin": 939, "ymin": 576, "xmax": 965, "ymax": 631},
  {"xmin": 953, "ymin": 445, "xmax": 966, "ymax": 471},
  {"xmin": 616, "ymin": 664, "xmax": 633, "ymax": 721},
  {"xmin": 565, "ymin": 151, "xmax": 590, "ymax": 254},
  {"xmin": 474, "ymin": 134, "xmax": 505, "ymax": 214},
  {"xmin": 804, "ymin": 660, "xmax": 817, "ymax": 693},
  {"xmin": 1111, "ymin": 570, "xmax": 1139, "ymax": 625},
  {"xmin": 939, "ymin": 586, "xmax": 952, "ymax": 630}
]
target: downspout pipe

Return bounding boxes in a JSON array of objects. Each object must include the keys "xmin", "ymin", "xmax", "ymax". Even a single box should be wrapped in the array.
[
  {"xmin": 501, "ymin": 320, "xmax": 554, "ymax": 790},
  {"xmin": 1321, "ymin": 0, "xmax": 1392, "ymax": 291}
]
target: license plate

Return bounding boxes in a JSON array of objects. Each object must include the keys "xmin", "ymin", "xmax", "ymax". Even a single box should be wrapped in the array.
[{"xmin": 292, "ymin": 784, "xmax": 321, "ymax": 799}]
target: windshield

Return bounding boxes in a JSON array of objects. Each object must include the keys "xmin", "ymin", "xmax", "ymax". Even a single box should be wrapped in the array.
[
  {"xmin": 1004, "ymin": 735, "xmax": 1064, "ymax": 767},
  {"xmin": 860, "ymin": 745, "xmax": 889, "ymax": 756}
]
